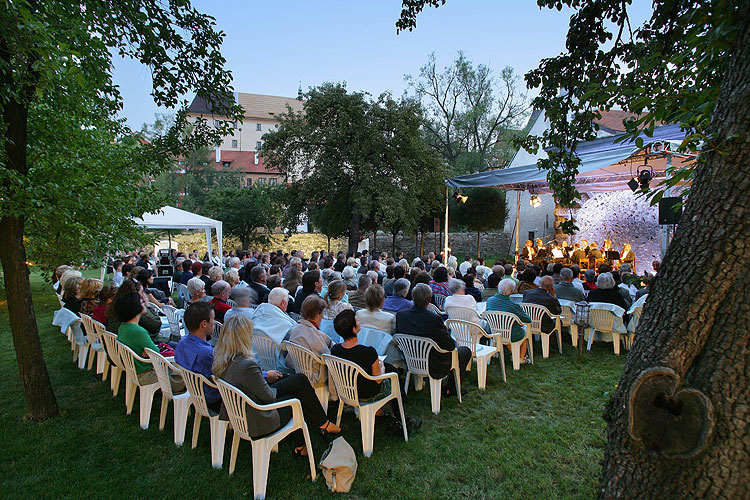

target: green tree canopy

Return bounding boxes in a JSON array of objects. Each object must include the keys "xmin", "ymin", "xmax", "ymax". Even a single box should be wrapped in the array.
[{"xmin": 452, "ymin": 187, "xmax": 509, "ymax": 257}]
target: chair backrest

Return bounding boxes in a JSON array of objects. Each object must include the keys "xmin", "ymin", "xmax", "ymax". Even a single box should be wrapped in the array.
[
  {"xmin": 520, "ymin": 303, "xmax": 554, "ymax": 333},
  {"xmin": 393, "ymin": 334, "xmax": 439, "ymax": 377},
  {"xmin": 282, "ymin": 341, "xmax": 325, "ymax": 385},
  {"xmin": 209, "ymin": 321, "xmax": 223, "ymax": 346},
  {"xmin": 589, "ymin": 306, "xmax": 617, "ymax": 333},
  {"xmin": 628, "ymin": 306, "xmax": 643, "ymax": 333},
  {"xmin": 80, "ymin": 313, "xmax": 97, "ymax": 344},
  {"xmin": 252, "ymin": 334, "xmax": 278, "ymax": 372},
  {"xmin": 288, "ymin": 312, "xmax": 301, "ymax": 322},
  {"xmin": 426, "ymin": 303, "xmax": 442, "ymax": 316},
  {"xmin": 558, "ymin": 299, "xmax": 576, "ymax": 327},
  {"xmin": 176, "ymin": 364, "xmax": 217, "ymax": 418},
  {"xmin": 146, "ymin": 349, "xmax": 180, "ymax": 399},
  {"xmin": 509, "ymin": 294, "xmax": 523, "ymax": 303},
  {"xmin": 161, "ymin": 304, "xmax": 184, "ymax": 339},
  {"xmin": 226, "ymin": 299, "xmax": 237, "ymax": 307},
  {"xmin": 214, "ymin": 377, "xmax": 275, "ymax": 442},
  {"xmin": 432, "ymin": 294, "xmax": 446, "ymax": 311},
  {"xmin": 116, "ymin": 341, "xmax": 150, "ymax": 383},
  {"xmin": 446, "ymin": 319, "xmax": 486, "ymax": 355},
  {"xmin": 321, "ymin": 354, "xmax": 366, "ymax": 407},
  {"xmin": 100, "ymin": 331, "xmax": 123, "ymax": 368},
  {"xmin": 146, "ymin": 301, "xmax": 163, "ymax": 315},
  {"xmin": 482, "ymin": 310, "xmax": 524, "ymax": 343},
  {"xmin": 445, "ymin": 306, "xmax": 480, "ymax": 323},
  {"xmin": 55, "ymin": 293, "xmax": 64, "ymax": 308},
  {"xmin": 178, "ymin": 283, "xmax": 190, "ymax": 304}
]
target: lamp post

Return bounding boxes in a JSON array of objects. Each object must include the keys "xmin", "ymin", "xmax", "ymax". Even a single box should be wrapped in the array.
[{"xmin": 574, "ymin": 301, "xmax": 591, "ymax": 357}]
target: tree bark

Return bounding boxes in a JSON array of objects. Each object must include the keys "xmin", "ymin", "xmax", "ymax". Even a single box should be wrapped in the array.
[
  {"xmin": 598, "ymin": 4, "xmax": 750, "ymax": 498},
  {"xmin": 420, "ymin": 231, "xmax": 425, "ymax": 256},
  {"xmin": 392, "ymin": 231, "xmax": 397, "ymax": 256},
  {"xmin": 477, "ymin": 230, "xmax": 481, "ymax": 258},
  {"xmin": 0, "ymin": 97, "xmax": 59, "ymax": 421},
  {"xmin": 348, "ymin": 212, "xmax": 361, "ymax": 254}
]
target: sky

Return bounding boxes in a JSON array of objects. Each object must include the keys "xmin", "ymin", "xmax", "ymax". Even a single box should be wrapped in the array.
[{"xmin": 113, "ymin": 0, "xmax": 655, "ymax": 130}]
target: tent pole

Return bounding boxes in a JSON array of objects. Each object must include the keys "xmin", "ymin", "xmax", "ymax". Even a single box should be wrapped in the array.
[
  {"xmin": 660, "ymin": 155, "xmax": 672, "ymax": 261},
  {"xmin": 444, "ymin": 186, "xmax": 449, "ymax": 260},
  {"xmin": 515, "ymin": 191, "xmax": 521, "ymax": 257}
]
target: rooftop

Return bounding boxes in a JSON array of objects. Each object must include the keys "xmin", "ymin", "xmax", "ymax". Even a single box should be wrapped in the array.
[{"xmin": 188, "ymin": 92, "xmax": 304, "ymax": 120}]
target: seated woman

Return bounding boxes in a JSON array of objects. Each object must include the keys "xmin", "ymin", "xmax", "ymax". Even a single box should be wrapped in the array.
[
  {"xmin": 586, "ymin": 272, "xmax": 630, "ymax": 323},
  {"xmin": 187, "ymin": 276, "xmax": 206, "ymax": 304},
  {"xmin": 79, "ymin": 278, "xmax": 103, "ymax": 317},
  {"xmin": 356, "ymin": 284, "xmax": 395, "ymax": 334},
  {"xmin": 331, "ymin": 310, "xmax": 402, "ymax": 417},
  {"xmin": 341, "ymin": 267, "xmax": 358, "ymax": 291},
  {"xmin": 106, "ymin": 279, "xmax": 162, "ymax": 342},
  {"xmin": 516, "ymin": 268, "xmax": 538, "ymax": 294},
  {"xmin": 323, "ymin": 280, "xmax": 353, "ymax": 320},
  {"xmin": 60, "ymin": 270, "xmax": 83, "ymax": 316},
  {"xmin": 429, "ymin": 266, "xmax": 452, "ymax": 298},
  {"xmin": 136, "ymin": 268, "xmax": 174, "ymax": 307},
  {"xmin": 213, "ymin": 315, "xmax": 340, "ymax": 456},
  {"xmin": 485, "ymin": 279, "xmax": 530, "ymax": 363},
  {"xmin": 583, "ymin": 269, "xmax": 598, "ymax": 291},
  {"xmin": 443, "ymin": 279, "xmax": 478, "ymax": 309},
  {"xmin": 92, "ymin": 285, "xmax": 116, "ymax": 325},
  {"xmin": 288, "ymin": 295, "xmax": 332, "ymax": 385},
  {"xmin": 114, "ymin": 292, "xmax": 184, "ymax": 392}
]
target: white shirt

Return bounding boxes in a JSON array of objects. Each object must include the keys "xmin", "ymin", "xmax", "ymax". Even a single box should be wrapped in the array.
[
  {"xmin": 572, "ymin": 278, "xmax": 585, "ymax": 292},
  {"xmin": 356, "ymin": 308, "xmax": 396, "ymax": 334},
  {"xmin": 459, "ymin": 261, "xmax": 472, "ymax": 276}
]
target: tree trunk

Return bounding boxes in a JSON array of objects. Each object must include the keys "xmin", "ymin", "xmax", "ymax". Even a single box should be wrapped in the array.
[
  {"xmin": 598, "ymin": 5, "xmax": 750, "ymax": 498},
  {"xmin": 476, "ymin": 230, "xmax": 481, "ymax": 258},
  {"xmin": 373, "ymin": 229, "xmax": 377, "ymax": 252},
  {"xmin": 420, "ymin": 231, "xmax": 424, "ymax": 256},
  {"xmin": 392, "ymin": 231, "xmax": 397, "ymax": 256},
  {"xmin": 348, "ymin": 212, "xmax": 361, "ymax": 254},
  {"xmin": 327, "ymin": 235, "xmax": 331, "ymax": 254},
  {"xmin": 0, "ymin": 96, "xmax": 59, "ymax": 421}
]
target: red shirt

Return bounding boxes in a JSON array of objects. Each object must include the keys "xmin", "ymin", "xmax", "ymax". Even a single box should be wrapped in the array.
[
  {"xmin": 210, "ymin": 298, "xmax": 232, "ymax": 322},
  {"xmin": 91, "ymin": 302, "xmax": 108, "ymax": 325}
]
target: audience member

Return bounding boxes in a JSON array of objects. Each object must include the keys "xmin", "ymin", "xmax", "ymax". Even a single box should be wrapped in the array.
[
  {"xmin": 174, "ymin": 302, "xmax": 220, "ymax": 412},
  {"xmin": 348, "ymin": 274, "xmax": 370, "ymax": 309},
  {"xmin": 356, "ymin": 284, "xmax": 395, "ymax": 333},
  {"xmin": 288, "ymin": 295, "xmax": 331, "ymax": 385},
  {"xmin": 485, "ymin": 278, "xmax": 530, "ymax": 362},
  {"xmin": 209, "ymin": 280, "xmax": 233, "ymax": 322},
  {"xmin": 223, "ymin": 286, "xmax": 254, "ymax": 322},
  {"xmin": 249, "ymin": 265, "xmax": 270, "ymax": 304},
  {"xmin": 289, "ymin": 270, "xmax": 322, "ymax": 315},
  {"xmin": 323, "ymin": 280, "xmax": 353, "ymax": 320},
  {"xmin": 481, "ymin": 273, "xmax": 502, "ymax": 301},
  {"xmin": 383, "ymin": 278, "xmax": 413, "ymax": 313},
  {"xmin": 522, "ymin": 276, "xmax": 563, "ymax": 344},
  {"xmin": 554, "ymin": 268, "xmax": 585, "ymax": 302},
  {"xmin": 516, "ymin": 268, "xmax": 538, "ymax": 294},
  {"xmin": 187, "ymin": 276, "xmax": 206, "ymax": 304}
]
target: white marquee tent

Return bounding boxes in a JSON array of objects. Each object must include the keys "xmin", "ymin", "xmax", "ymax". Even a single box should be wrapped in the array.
[{"xmin": 134, "ymin": 205, "xmax": 223, "ymax": 257}]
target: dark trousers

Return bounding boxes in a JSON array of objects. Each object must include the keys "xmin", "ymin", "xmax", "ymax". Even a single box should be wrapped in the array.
[
  {"xmin": 448, "ymin": 346, "xmax": 472, "ymax": 393},
  {"xmin": 271, "ymin": 373, "xmax": 327, "ymax": 447}
]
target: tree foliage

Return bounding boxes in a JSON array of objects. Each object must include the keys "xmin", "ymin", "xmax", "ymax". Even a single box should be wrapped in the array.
[
  {"xmin": 406, "ymin": 52, "xmax": 527, "ymax": 175},
  {"xmin": 202, "ymin": 185, "xmax": 283, "ymax": 248},
  {"xmin": 260, "ymin": 82, "xmax": 447, "ymax": 253},
  {"xmin": 452, "ymin": 187, "xmax": 509, "ymax": 256}
]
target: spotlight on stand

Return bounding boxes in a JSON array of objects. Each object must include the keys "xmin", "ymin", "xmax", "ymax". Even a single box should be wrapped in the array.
[
  {"xmin": 628, "ymin": 158, "xmax": 654, "ymax": 192},
  {"xmin": 627, "ymin": 177, "xmax": 640, "ymax": 192},
  {"xmin": 453, "ymin": 191, "xmax": 468, "ymax": 204},
  {"xmin": 529, "ymin": 195, "xmax": 542, "ymax": 208}
]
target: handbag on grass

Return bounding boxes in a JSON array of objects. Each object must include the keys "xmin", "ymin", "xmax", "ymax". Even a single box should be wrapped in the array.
[{"xmin": 318, "ymin": 436, "xmax": 358, "ymax": 493}]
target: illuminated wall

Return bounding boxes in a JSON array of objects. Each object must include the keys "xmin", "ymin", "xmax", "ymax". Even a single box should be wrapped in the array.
[{"xmin": 572, "ymin": 191, "xmax": 660, "ymax": 275}]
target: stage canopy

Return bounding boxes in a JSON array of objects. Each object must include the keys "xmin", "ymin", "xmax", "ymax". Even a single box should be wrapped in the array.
[
  {"xmin": 134, "ymin": 205, "xmax": 223, "ymax": 257},
  {"xmin": 445, "ymin": 123, "xmax": 691, "ymax": 193}
]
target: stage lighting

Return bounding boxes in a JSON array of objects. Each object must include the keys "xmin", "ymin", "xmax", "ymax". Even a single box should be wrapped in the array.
[
  {"xmin": 637, "ymin": 168, "xmax": 653, "ymax": 190},
  {"xmin": 453, "ymin": 191, "xmax": 468, "ymax": 204},
  {"xmin": 529, "ymin": 195, "xmax": 542, "ymax": 208},
  {"xmin": 627, "ymin": 178, "xmax": 639, "ymax": 192}
]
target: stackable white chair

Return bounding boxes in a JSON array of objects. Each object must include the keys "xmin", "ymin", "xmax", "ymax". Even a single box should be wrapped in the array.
[
  {"xmin": 214, "ymin": 377, "xmax": 316, "ymax": 499},
  {"xmin": 558, "ymin": 299, "xmax": 579, "ymax": 347},
  {"xmin": 393, "ymin": 334, "xmax": 462, "ymax": 415},
  {"xmin": 177, "ymin": 283, "xmax": 190, "ymax": 306},
  {"xmin": 79, "ymin": 314, "xmax": 108, "ymax": 375},
  {"xmin": 161, "ymin": 304, "xmax": 185, "ymax": 341},
  {"xmin": 445, "ymin": 306, "xmax": 482, "ymax": 324},
  {"xmin": 283, "ymin": 340, "xmax": 329, "ymax": 413},
  {"xmin": 146, "ymin": 350, "xmax": 192, "ymax": 446},
  {"xmin": 520, "ymin": 303, "xmax": 562, "ymax": 358},
  {"xmin": 446, "ymin": 319, "xmax": 499, "ymax": 388},
  {"xmin": 100, "ymin": 331, "xmax": 124, "ymax": 396},
  {"xmin": 209, "ymin": 321, "xmax": 223, "ymax": 347},
  {"xmin": 176, "ymin": 364, "xmax": 228, "ymax": 469},
  {"xmin": 626, "ymin": 305, "xmax": 643, "ymax": 350},
  {"xmin": 509, "ymin": 294, "xmax": 524, "ymax": 303},
  {"xmin": 322, "ymin": 354, "xmax": 407, "ymax": 457},
  {"xmin": 252, "ymin": 334, "xmax": 279, "ymax": 372},
  {"xmin": 432, "ymin": 294, "xmax": 447, "ymax": 311},
  {"xmin": 586, "ymin": 303, "xmax": 626, "ymax": 354},
  {"xmin": 116, "ymin": 342, "xmax": 161, "ymax": 430},
  {"xmin": 146, "ymin": 300, "xmax": 164, "ymax": 316},
  {"xmin": 482, "ymin": 310, "xmax": 533, "ymax": 371}
]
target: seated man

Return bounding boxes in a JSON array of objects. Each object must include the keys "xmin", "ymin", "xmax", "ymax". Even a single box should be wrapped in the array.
[
  {"xmin": 554, "ymin": 267, "xmax": 585, "ymax": 302},
  {"xmin": 383, "ymin": 278, "xmax": 413, "ymax": 313},
  {"xmin": 174, "ymin": 302, "xmax": 221, "ymax": 412},
  {"xmin": 224, "ymin": 286, "xmax": 254, "ymax": 322},
  {"xmin": 209, "ymin": 280, "xmax": 233, "ymax": 322},
  {"xmin": 251, "ymin": 287, "xmax": 296, "ymax": 374},
  {"xmin": 395, "ymin": 283, "xmax": 471, "ymax": 397},
  {"xmin": 384, "ymin": 265, "xmax": 406, "ymax": 296},
  {"xmin": 289, "ymin": 270, "xmax": 322, "ymax": 315},
  {"xmin": 348, "ymin": 274, "xmax": 370, "ymax": 309},
  {"xmin": 522, "ymin": 275, "xmax": 563, "ymax": 343},
  {"xmin": 178, "ymin": 259, "xmax": 194, "ymax": 285},
  {"xmin": 481, "ymin": 273, "xmax": 502, "ymax": 301},
  {"xmin": 249, "ymin": 265, "xmax": 271, "ymax": 305}
]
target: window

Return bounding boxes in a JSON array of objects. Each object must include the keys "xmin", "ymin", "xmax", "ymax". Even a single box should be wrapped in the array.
[
  {"xmin": 256, "ymin": 123, "xmax": 262, "ymax": 131},
  {"xmin": 245, "ymin": 177, "xmax": 253, "ymax": 188},
  {"xmin": 269, "ymin": 178, "xmax": 277, "ymax": 186},
  {"xmin": 256, "ymin": 141, "xmax": 262, "ymax": 150},
  {"xmin": 214, "ymin": 119, "xmax": 221, "ymax": 127},
  {"xmin": 222, "ymin": 161, "xmax": 231, "ymax": 168},
  {"xmin": 232, "ymin": 121, "xmax": 238, "ymax": 129},
  {"xmin": 528, "ymin": 231, "xmax": 535, "ymax": 242},
  {"xmin": 231, "ymin": 140, "xmax": 238, "ymax": 148},
  {"xmin": 256, "ymin": 177, "xmax": 265, "ymax": 185}
]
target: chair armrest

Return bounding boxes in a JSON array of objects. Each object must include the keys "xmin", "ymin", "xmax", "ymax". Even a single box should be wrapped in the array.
[
  {"xmin": 132, "ymin": 350, "xmax": 155, "ymax": 364},
  {"xmin": 358, "ymin": 371, "xmax": 399, "ymax": 384},
  {"xmin": 253, "ymin": 397, "xmax": 303, "ymax": 414}
]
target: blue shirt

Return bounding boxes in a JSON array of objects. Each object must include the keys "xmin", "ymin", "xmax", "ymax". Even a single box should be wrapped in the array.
[
  {"xmin": 174, "ymin": 334, "xmax": 219, "ymax": 405},
  {"xmin": 383, "ymin": 295, "xmax": 413, "ymax": 312}
]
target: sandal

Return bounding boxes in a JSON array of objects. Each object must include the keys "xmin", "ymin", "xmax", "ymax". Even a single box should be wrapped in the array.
[
  {"xmin": 293, "ymin": 446, "xmax": 308, "ymax": 458},
  {"xmin": 319, "ymin": 421, "xmax": 342, "ymax": 438}
]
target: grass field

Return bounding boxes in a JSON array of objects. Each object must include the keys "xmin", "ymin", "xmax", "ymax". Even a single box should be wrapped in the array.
[{"xmin": 0, "ymin": 270, "xmax": 624, "ymax": 499}]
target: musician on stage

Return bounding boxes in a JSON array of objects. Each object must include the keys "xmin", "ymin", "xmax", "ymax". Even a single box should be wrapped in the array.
[
  {"xmin": 580, "ymin": 239, "xmax": 590, "ymax": 256},
  {"xmin": 534, "ymin": 238, "xmax": 548, "ymax": 261},
  {"xmin": 520, "ymin": 240, "xmax": 536, "ymax": 261},
  {"xmin": 587, "ymin": 241, "xmax": 603, "ymax": 260},
  {"xmin": 603, "ymin": 239, "xmax": 620, "ymax": 263},
  {"xmin": 620, "ymin": 243, "xmax": 635, "ymax": 267},
  {"xmin": 571, "ymin": 243, "xmax": 586, "ymax": 264}
]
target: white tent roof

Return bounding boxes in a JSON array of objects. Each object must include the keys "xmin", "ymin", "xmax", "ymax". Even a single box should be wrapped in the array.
[{"xmin": 135, "ymin": 206, "xmax": 223, "ymax": 256}]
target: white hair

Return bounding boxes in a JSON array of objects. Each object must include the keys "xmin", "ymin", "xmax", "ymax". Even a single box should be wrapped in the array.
[
  {"xmin": 448, "ymin": 278, "xmax": 465, "ymax": 294},
  {"xmin": 342, "ymin": 267, "xmax": 355, "ymax": 279},
  {"xmin": 227, "ymin": 257, "xmax": 240, "ymax": 268},
  {"xmin": 367, "ymin": 270, "xmax": 378, "ymax": 284},
  {"xmin": 596, "ymin": 272, "xmax": 616, "ymax": 290},
  {"xmin": 560, "ymin": 267, "xmax": 574, "ymax": 281},
  {"xmin": 268, "ymin": 287, "xmax": 289, "ymax": 307},
  {"xmin": 499, "ymin": 278, "xmax": 516, "ymax": 296},
  {"xmin": 211, "ymin": 279, "xmax": 230, "ymax": 295},
  {"xmin": 393, "ymin": 278, "xmax": 410, "ymax": 297},
  {"xmin": 290, "ymin": 256, "xmax": 302, "ymax": 268},
  {"xmin": 447, "ymin": 256, "xmax": 458, "ymax": 268},
  {"xmin": 208, "ymin": 266, "xmax": 224, "ymax": 281},
  {"xmin": 187, "ymin": 277, "xmax": 205, "ymax": 296}
]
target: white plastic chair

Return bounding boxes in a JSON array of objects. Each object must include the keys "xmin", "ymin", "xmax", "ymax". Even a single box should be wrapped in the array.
[
  {"xmin": 322, "ymin": 354, "xmax": 408, "ymax": 457},
  {"xmin": 446, "ymin": 319, "xmax": 499, "ymax": 388},
  {"xmin": 509, "ymin": 294, "xmax": 524, "ymax": 303},
  {"xmin": 214, "ymin": 377, "xmax": 316, "ymax": 499},
  {"xmin": 282, "ymin": 340, "xmax": 329, "ymax": 413},
  {"xmin": 209, "ymin": 320, "xmax": 223, "ymax": 347},
  {"xmin": 586, "ymin": 304, "xmax": 626, "ymax": 354},
  {"xmin": 176, "ymin": 364, "xmax": 229, "ymax": 469},
  {"xmin": 482, "ymin": 310, "xmax": 532, "ymax": 371},
  {"xmin": 520, "ymin": 303, "xmax": 562, "ymax": 358},
  {"xmin": 288, "ymin": 312, "xmax": 301, "ymax": 322},
  {"xmin": 392, "ymin": 334, "xmax": 462, "ymax": 415},
  {"xmin": 177, "ymin": 283, "xmax": 191, "ymax": 306},
  {"xmin": 146, "ymin": 300, "xmax": 164, "ymax": 316},
  {"xmin": 146, "ymin": 350, "xmax": 192, "ymax": 446},
  {"xmin": 558, "ymin": 299, "xmax": 579, "ymax": 347},
  {"xmin": 445, "ymin": 305, "xmax": 482, "ymax": 324},
  {"xmin": 100, "ymin": 331, "xmax": 124, "ymax": 395},
  {"xmin": 432, "ymin": 294, "xmax": 447, "ymax": 311},
  {"xmin": 116, "ymin": 342, "xmax": 161, "ymax": 430},
  {"xmin": 79, "ymin": 314, "xmax": 108, "ymax": 376},
  {"xmin": 252, "ymin": 334, "xmax": 279, "ymax": 372},
  {"xmin": 161, "ymin": 304, "xmax": 185, "ymax": 341},
  {"xmin": 626, "ymin": 306, "xmax": 643, "ymax": 350}
]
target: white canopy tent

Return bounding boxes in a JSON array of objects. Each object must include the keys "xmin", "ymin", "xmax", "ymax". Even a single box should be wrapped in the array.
[{"xmin": 134, "ymin": 206, "xmax": 223, "ymax": 257}]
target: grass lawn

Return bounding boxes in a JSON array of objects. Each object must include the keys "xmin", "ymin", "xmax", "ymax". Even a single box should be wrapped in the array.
[{"xmin": 0, "ymin": 270, "xmax": 625, "ymax": 499}]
